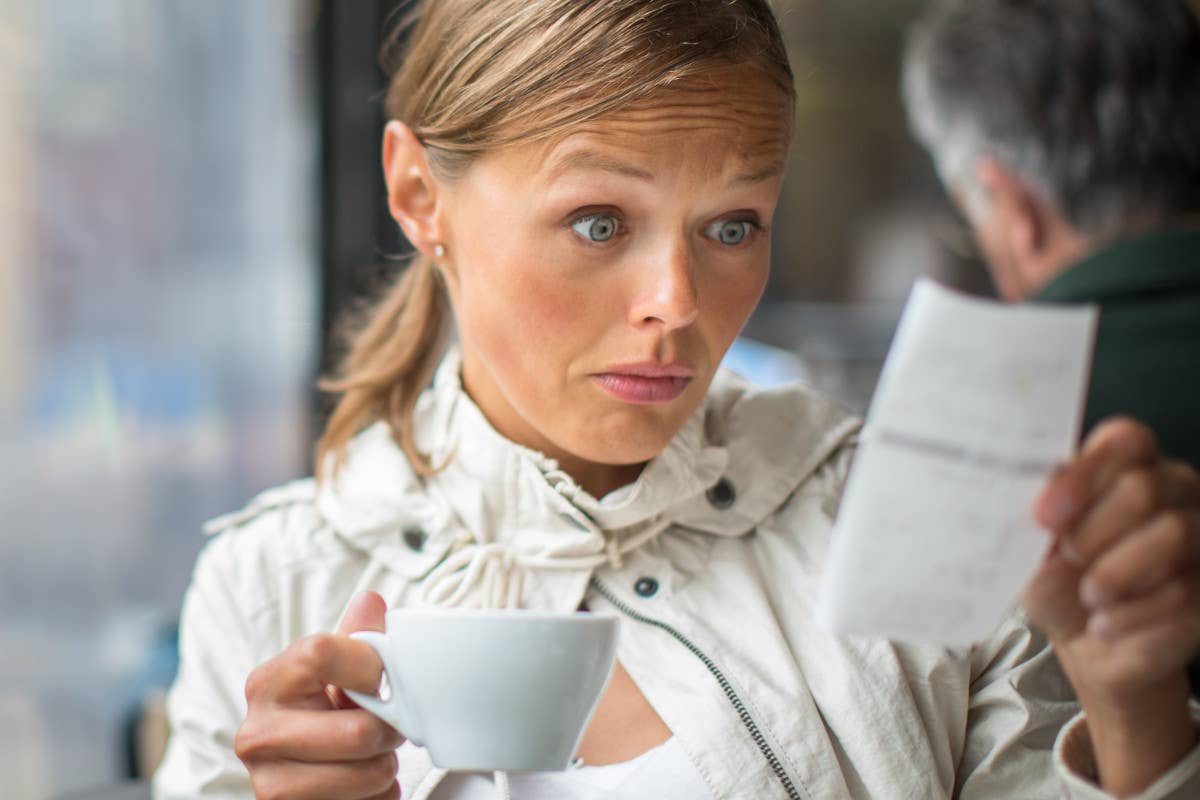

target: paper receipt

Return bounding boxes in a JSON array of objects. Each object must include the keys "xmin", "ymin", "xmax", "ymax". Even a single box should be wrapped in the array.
[{"xmin": 816, "ymin": 278, "xmax": 1098, "ymax": 646}]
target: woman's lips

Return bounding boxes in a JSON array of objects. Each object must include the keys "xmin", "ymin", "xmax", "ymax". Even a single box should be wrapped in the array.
[{"xmin": 591, "ymin": 364, "xmax": 695, "ymax": 404}]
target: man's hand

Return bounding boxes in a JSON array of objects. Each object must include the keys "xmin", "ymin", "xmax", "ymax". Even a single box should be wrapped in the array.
[{"xmin": 1021, "ymin": 417, "xmax": 1200, "ymax": 794}]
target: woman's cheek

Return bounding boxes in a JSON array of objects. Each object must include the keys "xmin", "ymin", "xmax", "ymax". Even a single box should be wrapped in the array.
[
  {"xmin": 457, "ymin": 262, "xmax": 592, "ymax": 388},
  {"xmin": 500, "ymin": 254, "xmax": 620, "ymax": 343}
]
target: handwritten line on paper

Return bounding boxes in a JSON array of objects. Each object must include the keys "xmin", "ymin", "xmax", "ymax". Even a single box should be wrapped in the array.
[
  {"xmin": 815, "ymin": 278, "xmax": 1098, "ymax": 647},
  {"xmin": 872, "ymin": 428, "xmax": 1062, "ymax": 476}
]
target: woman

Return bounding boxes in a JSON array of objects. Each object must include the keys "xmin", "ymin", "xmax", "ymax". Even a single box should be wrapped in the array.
[{"xmin": 154, "ymin": 1, "xmax": 1200, "ymax": 798}]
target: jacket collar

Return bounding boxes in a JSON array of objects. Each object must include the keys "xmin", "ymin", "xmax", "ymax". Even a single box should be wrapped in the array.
[
  {"xmin": 1035, "ymin": 226, "xmax": 1200, "ymax": 303},
  {"xmin": 315, "ymin": 347, "xmax": 859, "ymax": 607}
]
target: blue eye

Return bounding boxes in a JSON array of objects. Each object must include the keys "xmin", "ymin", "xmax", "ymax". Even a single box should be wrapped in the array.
[
  {"xmin": 571, "ymin": 214, "xmax": 620, "ymax": 242},
  {"xmin": 707, "ymin": 219, "xmax": 753, "ymax": 245}
]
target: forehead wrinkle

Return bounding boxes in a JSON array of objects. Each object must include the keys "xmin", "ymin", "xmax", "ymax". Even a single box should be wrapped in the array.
[
  {"xmin": 655, "ymin": 119, "xmax": 788, "ymax": 183},
  {"xmin": 595, "ymin": 97, "xmax": 787, "ymax": 152},
  {"xmin": 606, "ymin": 101, "xmax": 789, "ymax": 137},
  {"xmin": 542, "ymin": 149, "xmax": 655, "ymax": 184},
  {"xmin": 732, "ymin": 162, "xmax": 785, "ymax": 186},
  {"xmin": 538, "ymin": 125, "xmax": 786, "ymax": 190},
  {"xmin": 531, "ymin": 80, "xmax": 791, "ymax": 188}
]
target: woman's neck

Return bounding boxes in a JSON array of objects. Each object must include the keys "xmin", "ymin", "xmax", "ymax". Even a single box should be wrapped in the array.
[{"xmin": 555, "ymin": 456, "xmax": 645, "ymax": 501}]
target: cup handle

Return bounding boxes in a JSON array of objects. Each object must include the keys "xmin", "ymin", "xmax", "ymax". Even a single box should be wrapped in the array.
[{"xmin": 343, "ymin": 630, "xmax": 425, "ymax": 746}]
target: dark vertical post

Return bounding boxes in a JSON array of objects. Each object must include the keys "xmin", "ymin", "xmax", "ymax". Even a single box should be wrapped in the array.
[{"xmin": 314, "ymin": 1, "xmax": 411, "ymax": 440}]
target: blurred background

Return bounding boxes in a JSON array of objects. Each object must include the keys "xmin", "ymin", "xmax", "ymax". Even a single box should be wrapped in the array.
[{"xmin": 0, "ymin": 1, "xmax": 988, "ymax": 796}]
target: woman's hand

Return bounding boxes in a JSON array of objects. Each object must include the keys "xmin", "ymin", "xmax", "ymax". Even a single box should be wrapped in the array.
[
  {"xmin": 235, "ymin": 591, "xmax": 405, "ymax": 800},
  {"xmin": 1021, "ymin": 417, "xmax": 1200, "ymax": 794}
]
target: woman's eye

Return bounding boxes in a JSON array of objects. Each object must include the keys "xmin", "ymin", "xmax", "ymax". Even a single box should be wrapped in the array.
[
  {"xmin": 571, "ymin": 214, "xmax": 620, "ymax": 242},
  {"xmin": 707, "ymin": 219, "xmax": 754, "ymax": 246}
]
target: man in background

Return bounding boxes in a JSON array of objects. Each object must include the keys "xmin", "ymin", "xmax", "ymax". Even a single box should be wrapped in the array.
[
  {"xmin": 902, "ymin": 0, "xmax": 1200, "ymax": 472},
  {"xmin": 902, "ymin": 0, "xmax": 1200, "ymax": 694}
]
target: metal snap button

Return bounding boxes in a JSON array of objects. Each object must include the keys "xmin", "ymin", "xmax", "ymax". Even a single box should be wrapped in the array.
[
  {"xmin": 402, "ymin": 527, "xmax": 427, "ymax": 552},
  {"xmin": 634, "ymin": 577, "xmax": 659, "ymax": 598},
  {"xmin": 706, "ymin": 477, "xmax": 736, "ymax": 510}
]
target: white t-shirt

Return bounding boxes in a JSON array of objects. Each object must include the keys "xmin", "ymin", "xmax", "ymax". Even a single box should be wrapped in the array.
[{"xmin": 430, "ymin": 737, "xmax": 716, "ymax": 800}]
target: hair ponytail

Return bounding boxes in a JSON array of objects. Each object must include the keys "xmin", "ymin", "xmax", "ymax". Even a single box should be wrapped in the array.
[{"xmin": 316, "ymin": 254, "xmax": 449, "ymax": 480}]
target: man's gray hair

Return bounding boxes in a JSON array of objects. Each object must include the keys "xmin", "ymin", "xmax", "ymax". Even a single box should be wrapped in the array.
[{"xmin": 903, "ymin": 0, "xmax": 1200, "ymax": 237}]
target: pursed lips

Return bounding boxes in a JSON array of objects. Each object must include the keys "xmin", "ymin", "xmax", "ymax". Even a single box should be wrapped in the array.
[{"xmin": 590, "ymin": 361, "xmax": 696, "ymax": 404}]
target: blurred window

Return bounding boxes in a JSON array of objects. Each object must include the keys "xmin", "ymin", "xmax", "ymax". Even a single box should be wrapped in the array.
[{"xmin": 0, "ymin": 1, "xmax": 319, "ymax": 796}]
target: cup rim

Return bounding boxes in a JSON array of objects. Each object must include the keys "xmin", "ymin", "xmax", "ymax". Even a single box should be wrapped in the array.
[{"xmin": 384, "ymin": 608, "xmax": 618, "ymax": 624}]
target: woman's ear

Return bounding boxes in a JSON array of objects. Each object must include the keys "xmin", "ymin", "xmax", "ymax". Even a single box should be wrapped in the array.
[{"xmin": 382, "ymin": 120, "xmax": 445, "ymax": 255}]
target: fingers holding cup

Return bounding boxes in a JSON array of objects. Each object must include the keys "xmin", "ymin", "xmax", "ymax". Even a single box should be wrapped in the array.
[{"xmin": 329, "ymin": 591, "xmax": 389, "ymax": 711}]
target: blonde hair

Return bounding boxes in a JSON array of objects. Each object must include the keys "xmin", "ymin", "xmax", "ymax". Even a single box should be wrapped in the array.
[{"xmin": 317, "ymin": 0, "xmax": 795, "ymax": 478}]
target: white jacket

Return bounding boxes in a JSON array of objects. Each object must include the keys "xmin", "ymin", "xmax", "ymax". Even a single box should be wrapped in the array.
[{"xmin": 155, "ymin": 349, "xmax": 1200, "ymax": 799}]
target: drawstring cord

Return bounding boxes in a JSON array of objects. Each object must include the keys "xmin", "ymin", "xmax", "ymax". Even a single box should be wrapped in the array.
[{"xmin": 420, "ymin": 517, "xmax": 672, "ymax": 608}]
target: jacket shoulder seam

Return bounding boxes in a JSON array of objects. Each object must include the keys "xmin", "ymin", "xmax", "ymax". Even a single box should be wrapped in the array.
[{"xmin": 203, "ymin": 479, "xmax": 318, "ymax": 536}]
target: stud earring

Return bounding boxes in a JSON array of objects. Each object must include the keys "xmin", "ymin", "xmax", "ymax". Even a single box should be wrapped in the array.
[{"xmin": 433, "ymin": 244, "xmax": 445, "ymax": 258}]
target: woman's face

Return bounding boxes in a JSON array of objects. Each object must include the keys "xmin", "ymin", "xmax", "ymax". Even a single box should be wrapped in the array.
[{"xmin": 435, "ymin": 73, "xmax": 791, "ymax": 494}]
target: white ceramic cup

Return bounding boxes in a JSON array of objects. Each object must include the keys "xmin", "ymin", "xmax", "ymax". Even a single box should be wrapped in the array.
[{"xmin": 344, "ymin": 608, "xmax": 619, "ymax": 772}]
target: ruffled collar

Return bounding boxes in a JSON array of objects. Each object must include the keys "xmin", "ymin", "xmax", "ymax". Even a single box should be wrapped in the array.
[{"xmin": 316, "ymin": 347, "xmax": 858, "ymax": 610}]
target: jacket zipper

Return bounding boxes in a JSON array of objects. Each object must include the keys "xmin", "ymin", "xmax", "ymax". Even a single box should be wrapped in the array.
[{"xmin": 590, "ymin": 578, "xmax": 803, "ymax": 800}]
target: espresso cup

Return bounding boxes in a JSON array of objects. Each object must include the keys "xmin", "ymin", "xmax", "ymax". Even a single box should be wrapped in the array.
[{"xmin": 344, "ymin": 608, "xmax": 619, "ymax": 772}]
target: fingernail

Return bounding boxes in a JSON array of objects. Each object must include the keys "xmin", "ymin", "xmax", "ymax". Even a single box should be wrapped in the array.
[
  {"xmin": 1046, "ymin": 492, "xmax": 1079, "ymax": 530},
  {"xmin": 1059, "ymin": 539, "xmax": 1084, "ymax": 567},
  {"xmin": 1087, "ymin": 613, "xmax": 1117, "ymax": 640},
  {"xmin": 1080, "ymin": 579, "xmax": 1107, "ymax": 609}
]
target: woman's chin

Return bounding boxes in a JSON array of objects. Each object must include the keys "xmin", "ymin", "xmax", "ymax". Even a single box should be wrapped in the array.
[{"xmin": 560, "ymin": 417, "xmax": 688, "ymax": 468}]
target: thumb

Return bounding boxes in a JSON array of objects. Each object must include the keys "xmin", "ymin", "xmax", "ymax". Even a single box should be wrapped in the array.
[
  {"xmin": 336, "ymin": 590, "xmax": 388, "ymax": 636},
  {"xmin": 329, "ymin": 591, "xmax": 388, "ymax": 710},
  {"xmin": 1020, "ymin": 543, "xmax": 1088, "ymax": 642}
]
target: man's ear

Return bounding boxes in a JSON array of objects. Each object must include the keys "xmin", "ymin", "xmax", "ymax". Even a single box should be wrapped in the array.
[
  {"xmin": 974, "ymin": 157, "xmax": 1045, "ymax": 263},
  {"xmin": 382, "ymin": 120, "xmax": 445, "ymax": 255}
]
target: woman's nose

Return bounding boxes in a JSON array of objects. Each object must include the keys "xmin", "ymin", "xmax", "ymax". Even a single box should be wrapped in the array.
[{"xmin": 629, "ymin": 241, "xmax": 700, "ymax": 331}]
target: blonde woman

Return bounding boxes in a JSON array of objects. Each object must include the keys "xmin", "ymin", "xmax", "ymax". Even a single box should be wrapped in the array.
[{"xmin": 154, "ymin": 1, "xmax": 1200, "ymax": 798}]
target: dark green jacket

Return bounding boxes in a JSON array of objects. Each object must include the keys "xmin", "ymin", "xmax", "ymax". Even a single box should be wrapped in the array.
[{"xmin": 1033, "ymin": 227, "xmax": 1200, "ymax": 470}]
